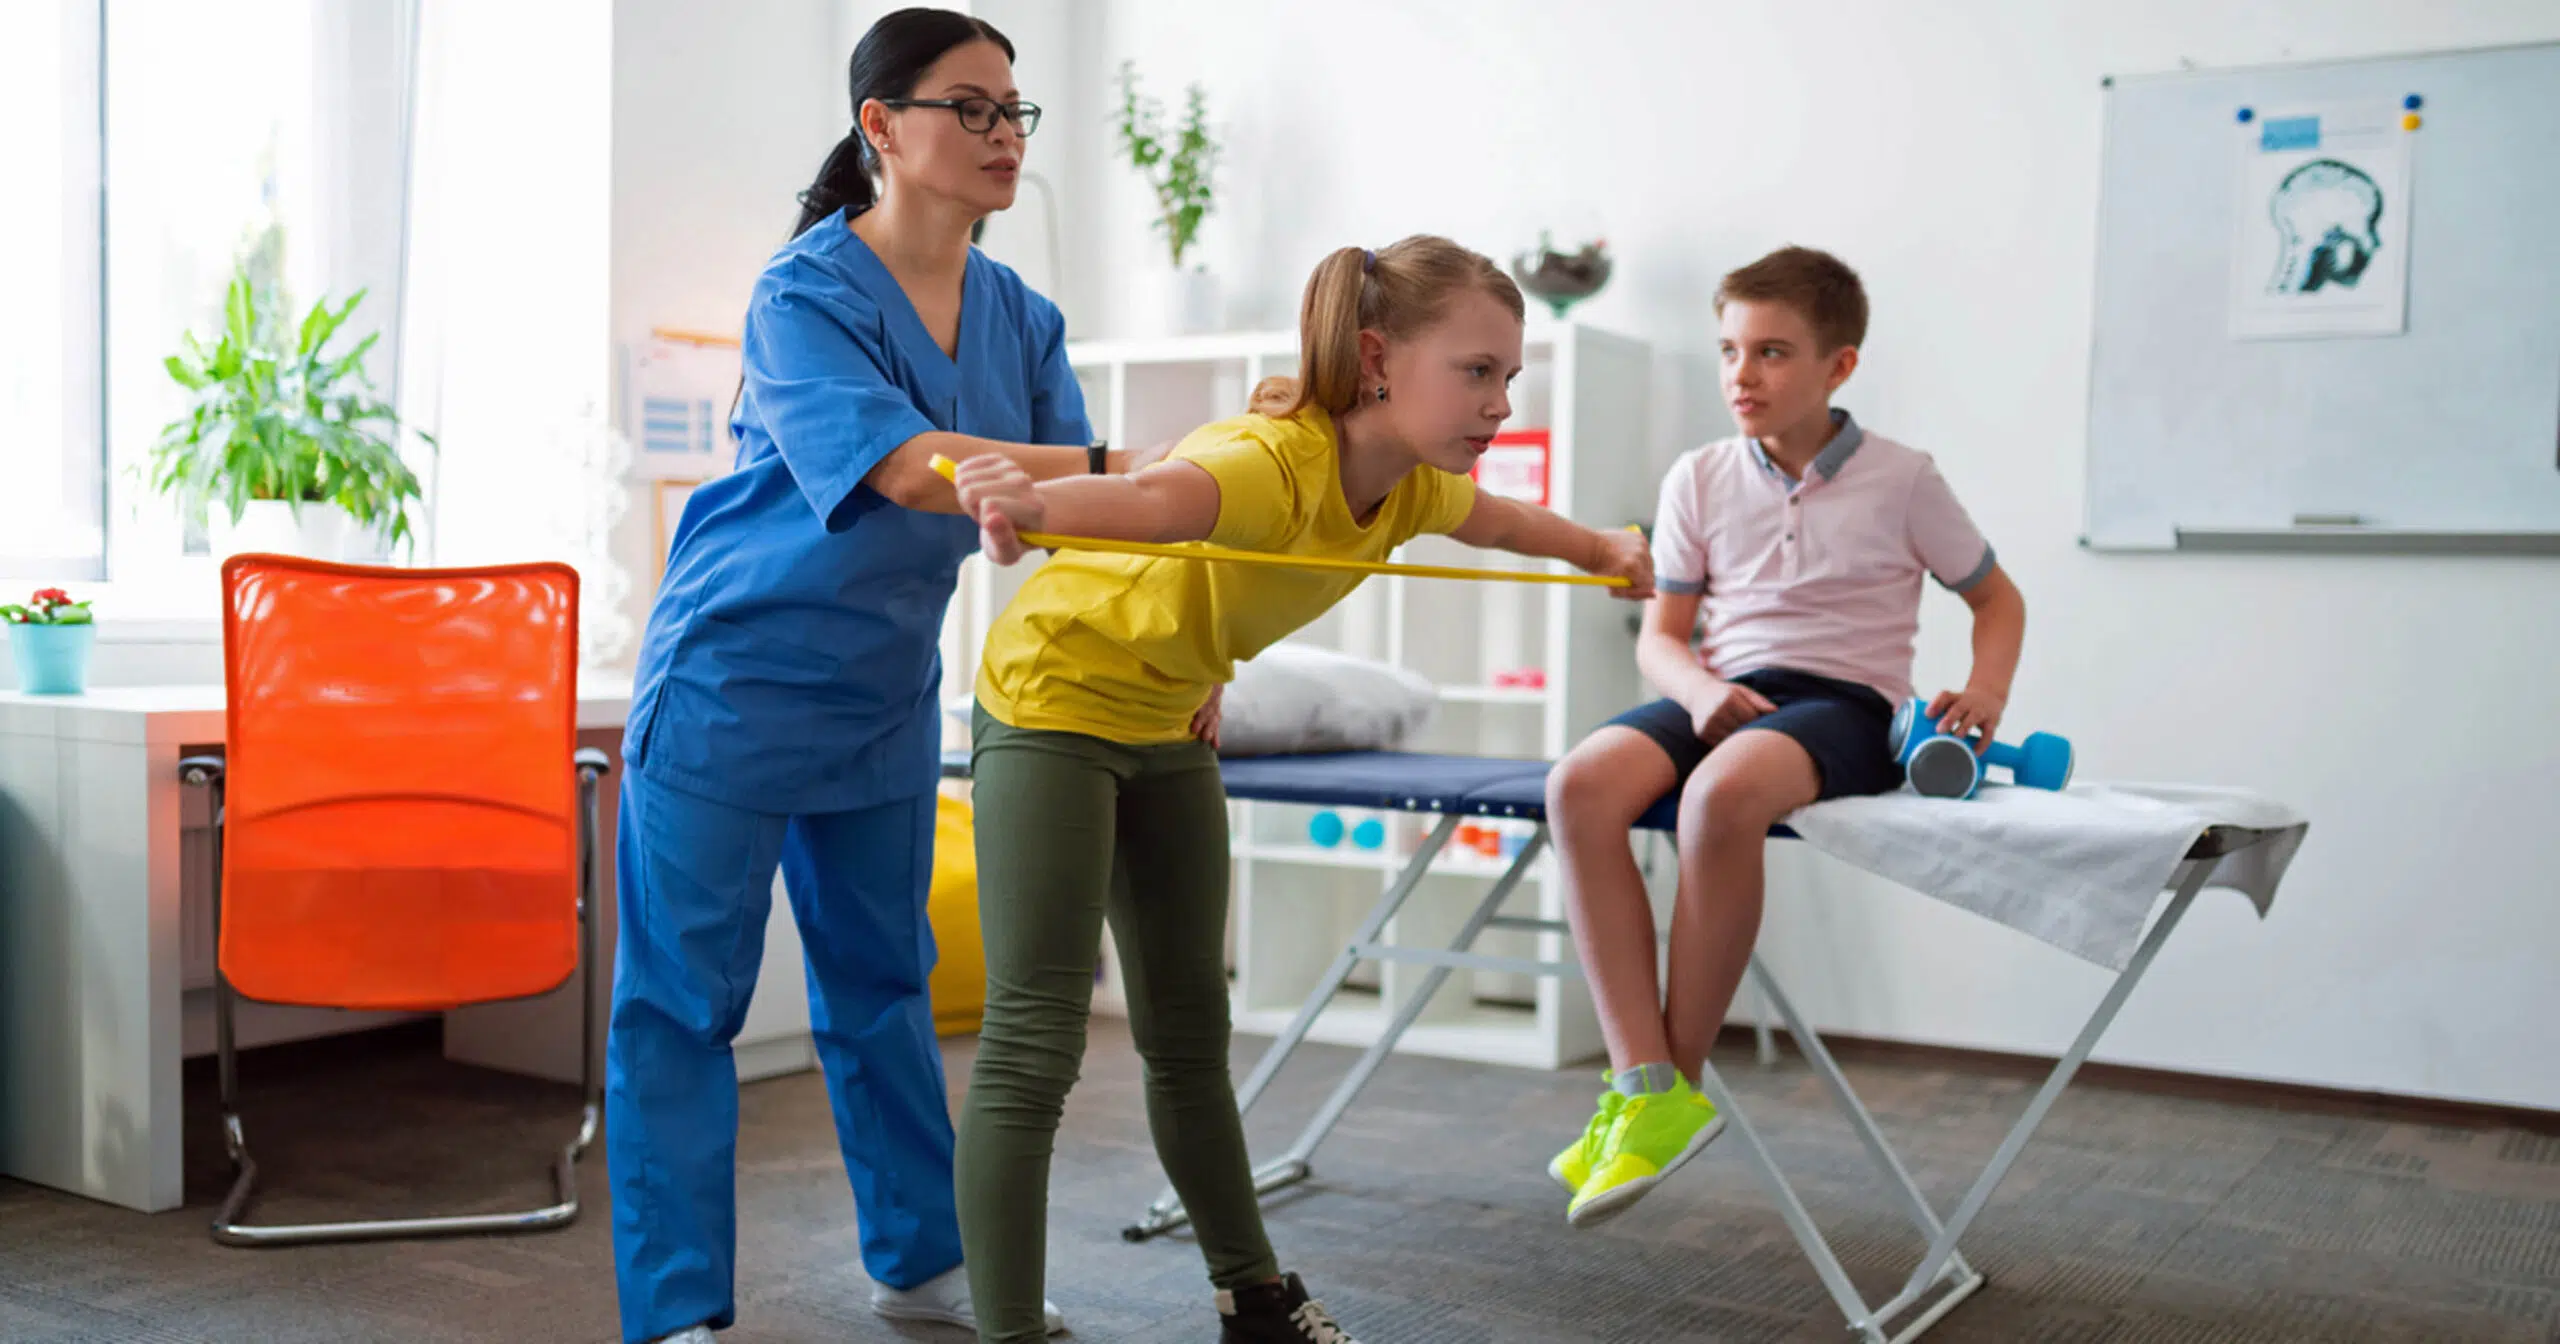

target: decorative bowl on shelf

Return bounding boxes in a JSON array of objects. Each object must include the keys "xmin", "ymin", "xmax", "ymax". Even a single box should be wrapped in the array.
[{"xmin": 1510, "ymin": 233, "xmax": 1613, "ymax": 318}]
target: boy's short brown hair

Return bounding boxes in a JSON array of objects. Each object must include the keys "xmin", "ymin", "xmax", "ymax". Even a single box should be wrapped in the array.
[{"xmin": 1714, "ymin": 246, "xmax": 1868, "ymax": 352}]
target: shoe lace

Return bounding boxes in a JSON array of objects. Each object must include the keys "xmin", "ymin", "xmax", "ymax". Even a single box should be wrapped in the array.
[
  {"xmin": 1289, "ymin": 1297, "xmax": 1353, "ymax": 1343},
  {"xmin": 1579, "ymin": 1090, "xmax": 1625, "ymax": 1153},
  {"xmin": 1607, "ymin": 1090, "xmax": 1677, "ymax": 1144}
]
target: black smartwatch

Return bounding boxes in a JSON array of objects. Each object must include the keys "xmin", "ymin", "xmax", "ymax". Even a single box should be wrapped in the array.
[{"xmin": 1087, "ymin": 440, "xmax": 1109, "ymax": 475}]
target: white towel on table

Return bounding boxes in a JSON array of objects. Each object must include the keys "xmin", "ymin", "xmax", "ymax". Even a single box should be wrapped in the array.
[{"xmin": 1782, "ymin": 782, "xmax": 2310, "ymax": 971}]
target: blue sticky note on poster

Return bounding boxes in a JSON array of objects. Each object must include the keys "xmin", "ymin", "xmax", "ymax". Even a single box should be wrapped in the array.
[
  {"xmin": 640, "ymin": 396, "xmax": 697, "ymax": 455},
  {"xmin": 2259, "ymin": 115, "xmax": 2320, "ymax": 151}
]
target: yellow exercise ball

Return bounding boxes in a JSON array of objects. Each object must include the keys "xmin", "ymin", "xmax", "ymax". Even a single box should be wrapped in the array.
[{"xmin": 926, "ymin": 790, "xmax": 987, "ymax": 1035}]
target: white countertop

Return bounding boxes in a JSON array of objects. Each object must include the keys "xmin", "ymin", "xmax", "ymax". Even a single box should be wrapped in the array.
[{"xmin": 0, "ymin": 672, "xmax": 638, "ymax": 744}]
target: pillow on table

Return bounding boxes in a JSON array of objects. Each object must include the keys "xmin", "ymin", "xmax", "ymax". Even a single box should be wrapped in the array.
[{"xmin": 1216, "ymin": 643, "xmax": 1439, "ymax": 757}]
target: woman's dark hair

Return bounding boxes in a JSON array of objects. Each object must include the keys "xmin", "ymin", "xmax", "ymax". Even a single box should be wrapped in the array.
[{"xmin": 792, "ymin": 7, "xmax": 1014, "ymax": 237}]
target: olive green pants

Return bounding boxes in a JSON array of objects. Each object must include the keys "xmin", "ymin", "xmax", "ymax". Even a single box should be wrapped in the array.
[{"xmin": 957, "ymin": 707, "xmax": 1278, "ymax": 1343}]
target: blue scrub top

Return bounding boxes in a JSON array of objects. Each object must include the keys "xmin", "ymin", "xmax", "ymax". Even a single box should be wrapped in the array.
[{"xmin": 623, "ymin": 209, "xmax": 1092, "ymax": 815}]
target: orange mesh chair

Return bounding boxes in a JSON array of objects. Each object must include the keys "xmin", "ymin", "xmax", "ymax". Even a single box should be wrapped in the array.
[{"xmin": 178, "ymin": 554, "xmax": 609, "ymax": 1246}]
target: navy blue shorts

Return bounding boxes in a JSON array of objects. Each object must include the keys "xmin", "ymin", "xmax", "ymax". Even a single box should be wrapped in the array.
[{"xmin": 1604, "ymin": 667, "xmax": 1903, "ymax": 802}]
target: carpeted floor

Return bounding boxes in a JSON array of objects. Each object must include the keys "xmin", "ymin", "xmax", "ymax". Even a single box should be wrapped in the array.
[{"xmin": 3, "ymin": 1018, "xmax": 2556, "ymax": 1343}]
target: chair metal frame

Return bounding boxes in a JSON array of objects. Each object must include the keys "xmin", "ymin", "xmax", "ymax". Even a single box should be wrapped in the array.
[{"xmin": 177, "ymin": 745, "xmax": 610, "ymax": 1247}]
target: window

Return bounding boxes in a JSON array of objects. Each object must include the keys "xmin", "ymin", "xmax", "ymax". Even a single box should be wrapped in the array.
[
  {"xmin": 0, "ymin": 1, "xmax": 413, "ymax": 598},
  {"xmin": 105, "ymin": 0, "xmax": 415, "ymax": 594},
  {"xmin": 0, "ymin": 2, "xmax": 104, "ymax": 580},
  {"xmin": 2, "ymin": 1, "xmax": 625, "ymax": 633}
]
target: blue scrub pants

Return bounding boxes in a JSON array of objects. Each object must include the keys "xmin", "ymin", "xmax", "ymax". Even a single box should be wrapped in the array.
[{"xmin": 606, "ymin": 770, "xmax": 960, "ymax": 1343}]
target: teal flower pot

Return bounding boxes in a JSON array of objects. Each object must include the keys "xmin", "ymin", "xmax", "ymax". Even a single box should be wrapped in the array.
[{"xmin": 9, "ymin": 622, "xmax": 95, "ymax": 695}]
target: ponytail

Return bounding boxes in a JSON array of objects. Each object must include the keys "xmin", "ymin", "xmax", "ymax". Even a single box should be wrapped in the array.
[
  {"xmin": 1246, "ymin": 376, "xmax": 1298, "ymax": 416},
  {"xmin": 1289, "ymin": 247, "xmax": 1375, "ymax": 417},
  {"xmin": 792, "ymin": 132, "xmax": 877, "ymax": 238},
  {"xmin": 1260, "ymin": 236, "xmax": 1526, "ymax": 419}
]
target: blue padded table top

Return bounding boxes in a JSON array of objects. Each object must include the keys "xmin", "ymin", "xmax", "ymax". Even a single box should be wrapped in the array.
[
  {"xmin": 939, "ymin": 748, "xmax": 1772, "ymax": 835},
  {"xmin": 1216, "ymin": 751, "xmax": 1547, "ymax": 813},
  {"xmin": 943, "ymin": 748, "xmax": 1546, "ymax": 814}
]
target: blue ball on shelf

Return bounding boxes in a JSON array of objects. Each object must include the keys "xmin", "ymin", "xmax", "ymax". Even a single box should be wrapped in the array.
[
  {"xmin": 1308, "ymin": 811, "xmax": 1346, "ymax": 848},
  {"xmin": 1351, "ymin": 817, "xmax": 1386, "ymax": 850}
]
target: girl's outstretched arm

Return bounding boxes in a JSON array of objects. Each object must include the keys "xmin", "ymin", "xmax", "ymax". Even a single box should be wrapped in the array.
[{"xmin": 1449, "ymin": 493, "xmax": 1656, "ymax": 600}]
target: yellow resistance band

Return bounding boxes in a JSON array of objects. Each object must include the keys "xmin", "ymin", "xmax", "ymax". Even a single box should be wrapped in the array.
[{"xmin": 929, "ymin": 455, "xmax": 1632, "ymax": 588}]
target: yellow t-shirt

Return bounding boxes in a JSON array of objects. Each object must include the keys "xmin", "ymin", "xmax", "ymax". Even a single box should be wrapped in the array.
[{"xmin": 975, "ymin": 405, "xmax": 1479, "ymax": 743}]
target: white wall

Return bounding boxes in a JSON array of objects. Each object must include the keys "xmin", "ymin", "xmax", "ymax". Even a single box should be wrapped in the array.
[
  {"xmin": 1054, "ymin": 0, "xmax": 2560, "ymax": 1110},
  {"xmin": 965, "ymin": 1, "xmax": 1079, "ymax": 311},
  {"xmin": 607, "ymin": 1, "xmax": 864, "ymax": 655}
]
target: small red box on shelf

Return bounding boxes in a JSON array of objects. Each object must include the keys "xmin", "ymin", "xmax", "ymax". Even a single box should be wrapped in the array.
[{"xmin": 1470, "ymin": 428, "xmax": 1549, "ymax": 508}]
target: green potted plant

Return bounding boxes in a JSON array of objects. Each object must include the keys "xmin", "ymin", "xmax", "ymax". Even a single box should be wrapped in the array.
[
  {"xmin": 3, "ymin": 587, "xmax": 97, "ymax": 695},
  {"xmin": 149, "ymin": 262, "xmax": 430, "ymax": 562},
  {"xmin": 1112, "ymin": 61, "xmax": 1221, "ymax": 335}
]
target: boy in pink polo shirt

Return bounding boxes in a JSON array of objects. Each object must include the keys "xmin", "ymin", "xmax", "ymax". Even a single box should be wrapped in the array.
[{"xmin": 1542, "ymin": 247, "xmax": 2027, "ymax": 1227}]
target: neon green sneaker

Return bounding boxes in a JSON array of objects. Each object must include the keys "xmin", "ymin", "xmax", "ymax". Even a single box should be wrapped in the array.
[
  {"xmin": 1546, "ymin": 1083, "xmax": 1624, "ymax": 1192},
  {"xmin": 1566, "ymin": 1076, "xmax": 1724, "ymax": 1228}
]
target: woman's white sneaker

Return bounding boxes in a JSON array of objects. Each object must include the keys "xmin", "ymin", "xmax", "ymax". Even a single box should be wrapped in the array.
[{"xmin": 870, "ymin": 1264, "xmax": 1066, "ymax": 1334}]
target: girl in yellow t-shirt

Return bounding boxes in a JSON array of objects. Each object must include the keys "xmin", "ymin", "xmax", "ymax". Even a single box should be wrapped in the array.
[{"xmin": 946, "ymin": 235, "xmax": 1653, "ymax": 1344}]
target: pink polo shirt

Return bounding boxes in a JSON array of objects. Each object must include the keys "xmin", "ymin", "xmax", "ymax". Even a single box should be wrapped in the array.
[{"xmin": 1652, "ymin": 411, "xmax": 1993, "ymax": 707}]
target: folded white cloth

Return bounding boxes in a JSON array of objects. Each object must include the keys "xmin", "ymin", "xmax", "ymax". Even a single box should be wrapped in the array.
[{"xmin": 1783, "ymin": 781, "xmax": 2310, "ymax": 971}]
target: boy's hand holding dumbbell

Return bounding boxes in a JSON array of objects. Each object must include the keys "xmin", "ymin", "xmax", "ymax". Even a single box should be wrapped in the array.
[{"xmin": 1925, "ymin": 685, "xmax": 2007, "ymax": 754}]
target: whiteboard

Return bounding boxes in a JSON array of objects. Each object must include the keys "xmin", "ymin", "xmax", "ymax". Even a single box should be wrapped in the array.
[{"xmin": 2085, "ymin": 42, "xmax": 2560, "ymax": 552}]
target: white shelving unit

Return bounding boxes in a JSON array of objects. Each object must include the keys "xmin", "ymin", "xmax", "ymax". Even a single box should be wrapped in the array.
[{"xmin": 939, "ymin": 321, "xmax": 1660, "ymax": 1068}]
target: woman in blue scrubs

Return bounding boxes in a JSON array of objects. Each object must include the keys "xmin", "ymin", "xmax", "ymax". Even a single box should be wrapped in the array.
[{"xmin": 607, "ymin": 12, "xmax": 1133, "ymax": 1343}]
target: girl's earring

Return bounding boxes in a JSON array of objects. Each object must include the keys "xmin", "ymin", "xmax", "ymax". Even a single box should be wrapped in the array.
[{"xmin": 1375, "ymin": 384, "xmax": 1390, "ymax": 403}]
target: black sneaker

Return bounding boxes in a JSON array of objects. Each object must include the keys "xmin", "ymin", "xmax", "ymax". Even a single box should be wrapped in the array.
[{"xmin": 1215, "ymin": 1272, "xmax": 1358, "ymax": 1343}]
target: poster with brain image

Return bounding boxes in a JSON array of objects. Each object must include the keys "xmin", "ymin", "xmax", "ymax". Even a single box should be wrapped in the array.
[{"xmin": 2228, "ymin": 100, "xmax": 2413, "ymax": 340}]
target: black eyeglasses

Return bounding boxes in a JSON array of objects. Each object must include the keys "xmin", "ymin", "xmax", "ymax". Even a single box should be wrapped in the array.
[{"xmin": 880, "ymin": 97, "xmax": 1042, "ymax": 138}]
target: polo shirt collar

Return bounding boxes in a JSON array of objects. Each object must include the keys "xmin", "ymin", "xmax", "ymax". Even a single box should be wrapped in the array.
[{"xmin": 1749, "ymin": 408, "xmax": 1864, "ymax": 485}]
